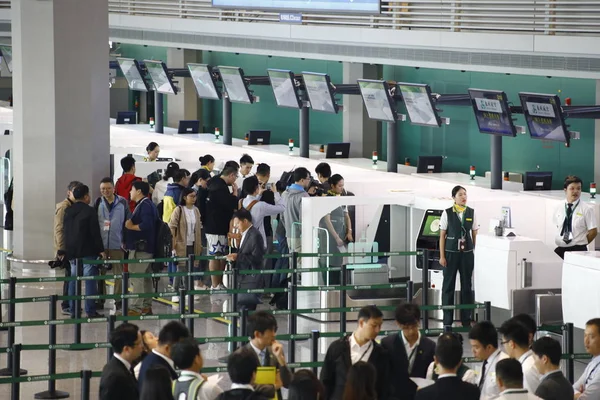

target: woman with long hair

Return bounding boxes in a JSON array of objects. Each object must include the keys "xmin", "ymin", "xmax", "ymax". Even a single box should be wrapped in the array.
[
  {"xmin": 139, "ymin": 365, "xmax": 175, "ymax": 400},
  {"xmin": 288, "ymin": 369, "xmax": 326, "ymax": 400},
  {"xmin": 342, "ymin": 361, "xmax": 377, "ymax": 400},
  {"xmin": 168, "ymin": 188, "xmax": 204, "ymax": 302}
]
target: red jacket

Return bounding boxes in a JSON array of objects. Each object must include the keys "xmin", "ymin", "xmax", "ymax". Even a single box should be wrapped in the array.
[{"xmin": 115, "ymin": 174, "xmax": 142, "ymax": 213}]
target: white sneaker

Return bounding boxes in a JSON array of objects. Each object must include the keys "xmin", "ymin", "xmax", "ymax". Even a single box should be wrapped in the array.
[
  {"xmin": 217, "ymin": 283, "xmax": 227, "ymax": 290},
  {"xmin": 171, "ymin": 296, "xmax": 180, "ymax": 303},
  {"xmin": 167, "ymin": 285, "xmax": 175, "ymax": 292},
  {"xmin": 194, "ymin": 283, "xmax": 208, "ymax": 290}
]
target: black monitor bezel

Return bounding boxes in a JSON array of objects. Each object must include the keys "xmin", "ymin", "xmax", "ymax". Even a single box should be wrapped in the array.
[
  {"xmin": 357, "ymin": 79, "xmax": 398, "ymax": 123},
  {"xmin": 397, "ymin": 82, "xmax": 442, "ymax": 128},
  {"xmin": 518, "ymin": 92, "xmax": 570, "ymax": 146},
  {"xmin": 301, "ymin": 72, "xmax": 339, "ymax": 114},
  {"xmin": 523, "ymin": 171, "xmax": 553, "ymax": 191},
  {"xmin": 116, "ymin": 111, "xmax": 138, "ymax": 125},
  {"xmin": 218, "ymin": 66, "xmax": 254, "ymax": 104},
  {"xmin": 117, "ymin": 58, "xmax": 151, "ymax": 92},
  {"xmin": 267, "ymin": 69, "xmax": 302, "ymax": 110},
  {"xmin": 416, "ymin": 156, "xmax": 443, "ymax": 174},
  {"xmin": 143, "ymin": 60, "xmax": 178, "ymax": 95},
  {"xmin": 468, "ymin": 88, "xmax": 517, "ymax": 137},
  {"xmin": 247, "ymin": 130, "xmax": 271, "ymax": 145},
  {"xmin": 178, "ymin": 120, "xmax": 200, "ymax": 134},
  {"xmin": 325, "ymin": 142, "xmax": 351, "ymax": 159},
  {"xmin": 187, "ymin": 63, "xmax": 221, "ymax": 100}
]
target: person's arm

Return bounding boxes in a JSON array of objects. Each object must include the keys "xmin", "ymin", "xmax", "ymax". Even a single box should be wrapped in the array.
[
  {"xmin": 272, "ymin": 342, "xmax": 291, "ymax": 389},
  {"xmin": 162, "ymin": 196, "xmax": 176, "ymax": 223},
  {"xmin": 439, "ymin": 211, "xmax": 448, "ymax": 267},
  {"xmin": 323, "ymin": 214, "xmax": 344, "ymax": 247},
  {"xmin": 344, "ymin": 210, "xmax": 353, "ymax": 242},
  {"xmin": 235, "ymin": 232, "xmax": 265, "ymax": 267},
  {"xmin": 585, "ymin": 207, "xmax": 598, "ymax": 244},
  {"xmin": 89, "ymin": 210, "xmax": 106, "ymax": 257},
  {"xmin": 472, "ymin": 229, "xmax": 478, "ymax": 248},
  {"xmin": 54, "ymin": 204, "xmax": 66, "ymax": 253},
  {"xmin": 472, "ymin": 209, "xmax": 479, "ymax": 248},
  {"xmin": 168, "ymin": 207, "xmax": 180, "ymax": 254},
  {"xmin": 577, "ymin": 373, "xmax": 600, "ymax": 400},
  {"xmin": 320, "ymin": 346, "xmax": 336, "ymax": 400}
]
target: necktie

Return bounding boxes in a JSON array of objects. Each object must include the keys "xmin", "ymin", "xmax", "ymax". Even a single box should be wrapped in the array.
[
  {"xmin": 259, "ymin": 350, "xmax": 266, "ymax": 366},
  {"xmin": 478, "ymin": 360, "xmax": 488, "ymax": 389},
  {"xmin": 561, "ymin": 203, "xmax": 574, "ymax": 244}
]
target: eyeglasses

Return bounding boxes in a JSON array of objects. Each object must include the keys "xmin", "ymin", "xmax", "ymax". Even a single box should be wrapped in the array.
[{"xmin": 501, "ymin": 340, "xmax": 511, "ymax": 345}]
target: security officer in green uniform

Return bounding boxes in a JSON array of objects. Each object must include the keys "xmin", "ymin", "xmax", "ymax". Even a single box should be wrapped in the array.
[{"xmin": 439, "ymin": 185, "xmax": 479, "ymax": 328}]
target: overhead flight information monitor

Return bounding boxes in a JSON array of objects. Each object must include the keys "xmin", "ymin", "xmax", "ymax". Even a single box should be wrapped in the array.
[
  {"xmin": 0, "ymin": 46, "xmax": 12, "ymax": 73},
  {"xmin": 357, "ymin": 79, "xmax": 397, "ymax": 122},
  {"xmin": 188, "ymin": 63, "xmax": 221, "ymax": 100},
  {"xmin": 302, "ymin": 72, "xmax": 338, "ymax": 114},
  {"xmin": 212, "ymin": 0, "xmax": 379, "ymax": 13},
  {"xmin": 144, "ymin": 60, "xmax": 177, "ymax": 95},
  {"xmin": 218, "ymin": 66, "xmax": 253, "ymax": 104},
  {"xmin": 268, "ymin": 69, "xmax": 302, "ymax": 109},
  {"xmin": 518, "ymin": 92, "xmax": 570, "ymax": 145},
  {"xmin": 468, "ymin": 89, "xmax": 516, "ymax": 137},
  {"xmin": 398, "ymin": 83, "xmax": 442, "ymax": 127},
  {"xmin": 117, "ymin": 58, "xmax": 150, "ymax": 92}
]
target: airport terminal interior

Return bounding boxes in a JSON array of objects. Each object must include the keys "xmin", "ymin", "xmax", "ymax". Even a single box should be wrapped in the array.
[{"xmin": 0, "ymin": 0, "xmax": 599, "ymax": 399}]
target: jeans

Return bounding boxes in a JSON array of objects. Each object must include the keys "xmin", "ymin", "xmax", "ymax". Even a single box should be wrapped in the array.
[
  {"xmin": 167, "ymin": 261, "xmax": 176, "ymax": 285},
  {"xmin": 69, "ymin": 258, "xmax": 99, "ymax": 316},
  {"xmin": 61, "ymin": 262, "xmax": 71, "ymax": 311}
]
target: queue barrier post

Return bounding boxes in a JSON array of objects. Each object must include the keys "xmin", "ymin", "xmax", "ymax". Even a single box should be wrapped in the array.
[
  {"xmin": 310, "ymin": 330, "xmax": 320, "ymax": 375},
  {"xmin": 483, "ymin": 301, "xmax": 492, "ymax": 322},
  {"xmin": 10, "ymin": 343, "xmax": 21, "ymax": 400},
  {"xmin": 179, "ymin": 288, "xmax": 186, "ymax": 325},
  {"xmin": 563, "ymin": 323, "xmax": 574, "ymax": 383},
  {"xmin": 443, "ymin": 325, "xmax": 452, "ymax": 333},
  {"xmin": 422, "ymin": 249, "xmax": 430, "ymax": 330},
  {"xmin": 0, "ymin": 277, "xmax": 27, "ymax": 377},
  {"xmin": 288, "ymin": 252, "xmax": 299, "ymax": 364},
  {"xmin": 73, "ymin": 259, "xmax": 83, "ymax": 345},
  {"xmin": 122, "ymin": 272, "xmax": 130, "ymax": 317},
  {"xmin": 406, "ymin": 280, "xmax": 414, "ymax": 303},
  {"xmin": 107, "ymin": 315, "xmax": 116, "ymax": 365},
  {"xmin": 80, "ymin": 370, "xmax": 92, "ymax": 400},
  {"xmin": 339, "ymin": 265, "xmax": 347, "ymax": 335},
  {"xmin": 187, "ymin": 255, "xmax": 195, "ymax": 337},
  {"xmin": 34, "ymin": 295, "xmax": 69, "ymax": 399},
  {"xmin": 0, "ymin": 275, "xmax": 7, "ymax": 331},
  {"xmin": 240, "ymin": 307, "xmax": 249, "ymax": 347},
  {"xmin": 230, "ymin": 264, "xmax": 239, "ymax": 353}
]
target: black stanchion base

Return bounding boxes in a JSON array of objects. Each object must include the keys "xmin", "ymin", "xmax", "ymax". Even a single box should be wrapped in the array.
[
  {"xmin": 0, "ymin": 367, "xmax": 27, "ymax": 376},
  {"xmin": 34, "ymin": 390, "xmax": 70, "ymax": 399}
]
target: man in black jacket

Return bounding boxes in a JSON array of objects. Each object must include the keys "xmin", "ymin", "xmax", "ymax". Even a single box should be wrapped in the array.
[
  {"xmin": 415, "ymin": 333, "xmax": 479, "ymax": 400},
  {"xmin": 255, "ymin": 163, "xmax": 275, "ymax": 288},
  {"xmin": 205, "ymin": 163, "xmax": 239, "ymax": 289},
  {"xmin": 217, "ymin": 348, "xmax": 269, "ymax": 400},
  {"xmin": 381, "ymin": 303, "xmax": 436, "ymax": 400},
  {"xmin": 320, "ymin": 305, "xmax": 390, "ymax": 400},
  {"xmin": 532, "ymin": 337, "xmax": 574, "ymax": 400},
  {"xmin": 99, "ymin": 322, "xmax": 144, "ymax": 400},
  {"xmin": 63, "ymin": 184, "xmax": 105, "ymax": 318}
]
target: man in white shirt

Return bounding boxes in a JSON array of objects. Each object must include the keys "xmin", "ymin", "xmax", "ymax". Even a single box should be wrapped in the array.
[
  {"xmin": 496, "ymin": 359, "xmax": 543, "ymax": 400},
  {"xmin": 171, "ymin": 337, "xmax": 223, "ymax": 400},
  {"xmin": 236, "ymin": 154, "xmax": 254, "ymax": 191},
  {"xmin": 499, "ymin": 319, "xmax": 542, "ymax": 393},
  {"xmin": 241, "ymin": 176, "xmax": 286, "ymax": 249},
  {"xmin": 553, "ymin": 175, "xmax": 597, "ymax": 259},
  {"xmin": 217, "ymin": 348, "xmax": 269, "ymax": 400},
  {"xmin": 469, "ymin": 321, "xmax": 509, "ymax": 400},
  {"xmin": 574, "ymin": 318, "xmax": 600, "ymax": 400}
]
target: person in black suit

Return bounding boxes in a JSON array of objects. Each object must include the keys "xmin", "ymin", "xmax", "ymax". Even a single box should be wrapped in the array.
[
  {"xmin": 99, "ymin": 322, "xmax": 144, "ymax": 400},
  {"xmin": 381, "ymin": 303, "xmax": 436, "ymax": 400},
  {"xmin": 243, "ymin": 311, "xmax": 292, "ymax": 399},
  {"xmin": 226, "ymin": 209, "xmax": 266, "ymax": 310},
  {"xmin": 137, "ymin": 321, "xmax": 190, "ymax": 391},
  {"xmin": 320, "ymin": 305, "xmax": 390, "ymax": 400},
  {"xmin": 415, "ymin": 333, "xmax": 479, "ymax": 400},
  {"xmin": 217, "ymin": 348, "xmax": 269, "ymax": 400},
  {"xmin": 531, "ymin": 337, "xmax": 574, "ymax": 400}
]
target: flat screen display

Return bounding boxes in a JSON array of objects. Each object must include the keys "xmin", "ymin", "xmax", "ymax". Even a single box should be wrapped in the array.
[
  {"xmin": 268, "ymin": 69, "xmax": 301, "ymax": 109},
  {"xmin": 0, "ymin": 46, "xmax": 12, "ymax": 73},
  {"xmin": 212, "ymin": 0, "xmax": 380, "ymax": 14},
  {"xmin": 357, "ymin": 79, "xmax": 397, "ymax": 122},
  {"xmin": 421, "ymin": 214, "xmax": 441, "ymax": 237},
  {"xmin": 188, "ymin": 63, "xmax": 221, "ymax": 100},
  {"xmin": 468, "ymin": 89, "xmax": 516, "ymax": 137},
  {"xmin": 117, "ymin": 58, "xmax": 150, "ymax": 92},
  {"xmin": 144, "ymin": 60, "xmax": 177, "ymax": 95},
  {"xmin": 398, "ymin": 83, "xmax": 441, "ymax": 127},
  {"xmin": 218, "ymin": 66, "xmax": 253, "ymax": 104},
  {"xmin": 518, "ymin": 92, "xmax": 570, "ymax": 145},
  {"xmin": 302, "ymin": 72, "xmax": 338, "ymax": 114}
]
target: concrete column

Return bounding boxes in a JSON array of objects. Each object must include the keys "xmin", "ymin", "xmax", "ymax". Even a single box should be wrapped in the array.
[
  {"xmin": 166, "ymin": 48, "xmax": 202, "ymax": 129},
  {"xmin": 342, "ymin": 63, "xmax": 381, "ymax": 158},
  {"xmin": 12, "ymin": 0, "xmax": 109, "ymax": 259},
  {"xmin": 595, "ymin": 80, "xmax": 600, "ymax": 184}
]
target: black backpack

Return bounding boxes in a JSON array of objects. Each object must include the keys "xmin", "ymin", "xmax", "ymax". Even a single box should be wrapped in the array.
[
  {"xmin": 151, "ymin": 217, "xmax": 172, "ymax": 273},
  {"xmin": 3, "ymin": 179, "xmax": 12, "ymax": 231},
  {"xmin": 279, "ymin": 169, "xmax": 295, "ymax": 188}
]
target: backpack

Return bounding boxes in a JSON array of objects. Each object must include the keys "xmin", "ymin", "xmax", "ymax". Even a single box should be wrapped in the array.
[
  {"xmin": 279, "ymin": 169, "xmax": 295, "ymax": 188},
  {"xmin": 172, "ymin": 376, "xmax": 205, "ymax": 400},
  {"xmin": 152, "ymin": 217, "xmax": 172, "ymax": 273},
  {"xmin": 228, "ymin": 199, "xmax": 259, "ymax": 248},
  {"xmin": 157, "ymin": 200, "xmax": 164, "ymax": 220},
  {"xmin": 3, "ymin": 179, "xmax": 13, "ymax": 231}
]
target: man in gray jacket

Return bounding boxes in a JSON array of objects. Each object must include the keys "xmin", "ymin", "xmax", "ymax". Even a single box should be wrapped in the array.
[{"xmin": 282, "ymin": 167, "xmax": 310, "ymax": 254}]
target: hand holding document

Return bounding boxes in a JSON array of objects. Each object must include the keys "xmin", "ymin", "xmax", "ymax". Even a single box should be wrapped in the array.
[{"xmin": 411, "ymin": 377, "xmax": 435, "ymax": 389}]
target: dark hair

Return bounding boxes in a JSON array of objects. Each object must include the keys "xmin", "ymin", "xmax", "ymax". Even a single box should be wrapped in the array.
[
  {"xmin": 68, "ymin": 181, "xmax": 83, "ymax": 191},
  {"xmin": 222, "ymin": 164, "xmax": 239, "ymax": 178},
  {"xmin": 146, "ymin": 142, "xmax": 159, "ymax": 153},
  {"xmin": 293, "ymin": 167, "xmax": 310, "ymax": 183},
  {"xmin": 240, "ymin": 154, "xmax": 254, "ymax": 165},
  {"xmin": 157, "ymin": 321, "xmax": 190, "ymax": 346},
  {"xmin": 357, "ymin": 305, "xmax": 383, "ymax": 322},
  {"xmin": 451, "ymin": 185, "xmax": 466, "ymax": 198},
  {"xmin": 469, "ymin": 321, "xmax": 498, "ymax": 349},
  {"xmin": 120, "ymin": 156, "xmax": 136, "ymax": 173},
  {"xmin": 436, "ymin": 333, "xmax": 463, "ymax": 370},
  {"xmin": 195, "ymin": 169, "xmax": 210, "ymax": 181},
  {"xmin": 288, "ymin": 370, "xmax": 325, "ymax": 400},
  {"xmin": 164, "ymin": 162, "xmax": 180, "ymax": 181},
  {"xmin": 109, "ymin": 322, "xmax": 139, "ymax": 354},
  {"xmin": 100, "ymin": 177, "xmax": 113, "ymax": 185},
  {"xmin": 394, "ymin": 303, "xmax": 420, "ymax": 325},
  {"xmin": 495, "ymin": 358, "xmax": 524, "ymax": 389},
  {"xmin": 72, "ymin": 184, "xmax": 89, "ymax": 200},
  {"xmin": 199, "ymin": 154, "xmax": 215, "ymax": 166},
  {"xmin": 564, "ymin": 175, "xmax": 582, "ymax": 189},
  {"xmin": 532, "ymin": 337, "xmax": 562, "ymax": 365},
  {"xmin": 224, "ymin": 160, "xmax": 240, "ymax": 170},
  {"xmin": 243, "ymin": 176, "xmax": 260, "ymax": 195},
  {"xmin": 315, "ymin": 163, "xmax": 332, "ymax": 179},
  {"xmin": 512, "ymin": 314, "xmax": 537, "ymax": 337},
  {"xmin": 179, "ymin": 188, "xmax": 196, "ymax": 206},
  {"xmin": 228, "ymin": 348, "xmax": 259, "ymax": 385},
  {"xmin": 586, "ymin": 318, "xmax": 600, "ymax": 333},
  {"xmin": 498, "ymin": 319, "xmax": 530, "ymax": 349},
  {"xmin": 233, "ymin": 208, "xmax": 253, "ymax": 224},
  {"xmin": 139, "ymin": 365, "xmax": 175, "ymax": 400},
  {"xmin": 329, "ymin": 174, "xmax": 343, "ymax": 187},
  {"xmin": 342, "ymin": 361, "xmax": 377, "ymax": 400},
  {"xmin": 131, "ymin": 181, "xmax": 150, "ymax": 197},
  {"xmin": 256, "ymin": 163, "xmax": 271, "ymax": 177},
  {"xmin": 247, "ymin": 311, "xmax": 278, "ymax": 338},
  {"xmin": 171, "ymin": 337, "xmax": 200, "ymax": 370},
  {"xmin": 173, "ymin": 169, "xmax": 190, "ymax": 183}
]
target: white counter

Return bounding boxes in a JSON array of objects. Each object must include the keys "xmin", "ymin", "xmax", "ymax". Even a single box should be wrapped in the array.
[
  {"xmin": 242, "ymin": 144, "xmax": 326, "ymax": 160},
  {"xmin": 412, "ymin": 172, "xmax": 524, "ymax": 193},
  {"xmin": 474, "ymin": 234, "xmax": 563, "ymax": 310},
  {"xmin": 562, "ymin": 251, "xmax": 600, "ymax": 329}
]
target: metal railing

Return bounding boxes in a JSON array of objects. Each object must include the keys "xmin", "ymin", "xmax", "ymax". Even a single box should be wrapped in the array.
[{"xmin": 104, "ymin": 0, "xmax": 600, "ymax": 36}]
